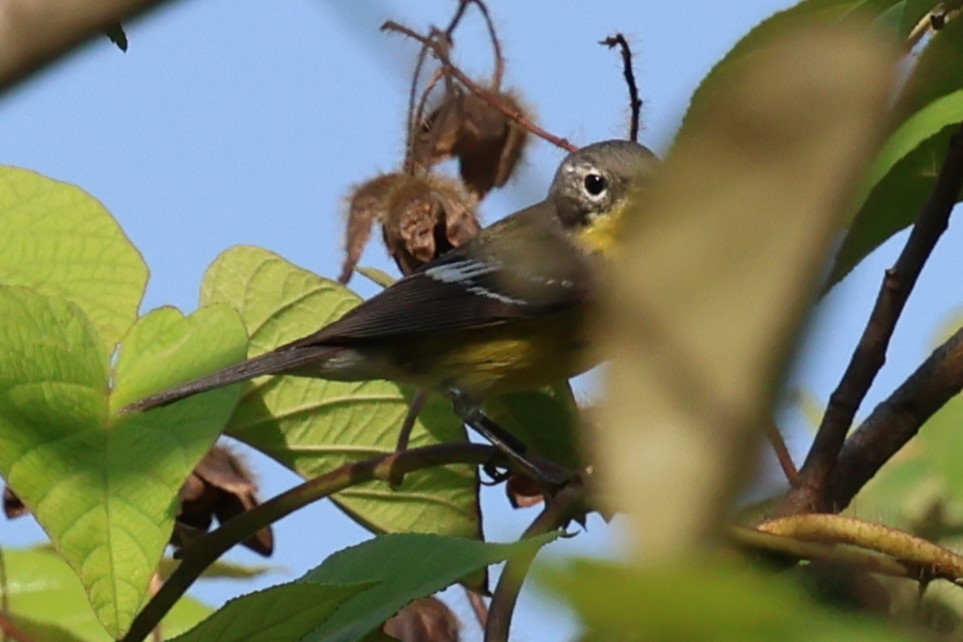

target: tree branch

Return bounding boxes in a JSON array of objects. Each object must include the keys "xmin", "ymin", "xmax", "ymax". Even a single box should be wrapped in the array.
[
  {"xmin": 826, "ymin": 324, "xmax": 963, "ymax": 510},
  {"xmin": 485, "ymin": 477, "xmax": 586, "ymax": 642},
  {"xmin": 121, "ymin": 443, "xmax": 495, "ymax": 642},
  {"xmin": 781, "ymin": 124, "xmax": 963, "ymax": 515},
  {"xmin": 0, "ymin": 0, "xmax": 175, "ymax": 94}
]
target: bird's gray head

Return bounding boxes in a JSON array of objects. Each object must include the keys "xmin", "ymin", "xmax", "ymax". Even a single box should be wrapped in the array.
[{"xmin": 548, "ymin": 139, "xmax": 659, "ymax": 229}]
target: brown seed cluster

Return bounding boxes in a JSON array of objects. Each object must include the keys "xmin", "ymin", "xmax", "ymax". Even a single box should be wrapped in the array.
[{"xmin": 339, "ymin": 0, "xmax": 537, "ymax": 284}]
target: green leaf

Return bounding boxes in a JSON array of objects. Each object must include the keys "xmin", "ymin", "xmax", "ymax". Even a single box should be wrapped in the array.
[
  {"xmin": 541, "ymin": 559, "xmax": 913, "ymax": 642},
  {"xmin": 0, "ymin": 166, "xmax": 148, "ymax": 348},
  {"xmin": 300, "ymin": 533, "xmax": 557, "ymax": 642},
  {"xmin": 200, "ymin": 246, "xmax": 480, "ymax": 539},
  {"xmin": 3, "ymin": 546, "xmax": 211, "ymax": 642},
  {"xmin": 169, "ymin": 582, "xmax": 374, "ymax": 642},
  {"xmin": 682, "ymin": 0, "xmax": 902, "ymax": 133},
  {"xmin": 830, "ymin": 15, "xmax": 963, "ymax": 285},
  {"xmin": 830, "ymin": 90, "xmax": 963, "ymax": 285},
  {"xmin": 355, "ymin": 266, "xmax": 397, "ymax": 289},
  {"xmin": 486, "ymin": 383, "xmax": 581, "ymax": 470},
  {"xmin": 0, "ymin": 288, "xmax": 245, "ymax": 637}
]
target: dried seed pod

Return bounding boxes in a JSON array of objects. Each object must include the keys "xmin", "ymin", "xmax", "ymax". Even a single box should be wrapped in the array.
[
  {"xmin": 383, "ymin": 597, "xmax": 461, "ymax": 642},
  {"xmin": 505, "ymin": 472, "xmax": 545, "ymax": 509},
  {"xmin": 414, "ymin": 89, "xmax": 530, "ymax": 200},
  {"xmin": 340, "ymin": 172, "xmax": 480, "ymax": 282},
  {"xmin": 172, "ymin": 444, "xmax": 274, "ymax": 557},
  {"xmin": 340, "ymin": 173, "xmax": 409, "ymax": 284},
  {"xmin": 2, "ymin": 486, "xmax": 26, "ymax": 519},
  {"xmin": 382, "ymin": 173, "xmax": 480, "ymax": 275}
]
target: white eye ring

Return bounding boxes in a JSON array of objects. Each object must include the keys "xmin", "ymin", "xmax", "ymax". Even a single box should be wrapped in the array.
[{"xmin": 582, "ymin": 172, "xmax": 608, "ymax": 199}]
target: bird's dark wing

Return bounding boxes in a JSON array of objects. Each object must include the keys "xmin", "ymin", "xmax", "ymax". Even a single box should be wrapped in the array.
[{"xmin": 296, "ymin": 203, "xmax": 592, "ymax": 347}]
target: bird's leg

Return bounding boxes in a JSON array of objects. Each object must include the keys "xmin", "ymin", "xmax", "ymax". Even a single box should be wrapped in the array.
[
  {"xmin": 395, "ymin": 388, "xmax": 429, "ymax": 453},
  {"xmin": 388, "ymin": 388, "xmax": 430, "ymax": 487},
  {"xmin": 449, "ymin": 390, "xmax": 567, "ymax": 487}
]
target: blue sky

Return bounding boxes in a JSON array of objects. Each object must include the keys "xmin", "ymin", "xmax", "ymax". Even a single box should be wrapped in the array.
[{"xmin": 2, "ymin": 1, "xmax": 962, "ymax": 640}]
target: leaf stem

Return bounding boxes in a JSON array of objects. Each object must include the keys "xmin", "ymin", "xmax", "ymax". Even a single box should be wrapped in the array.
[
  {"xmin": 485, "ymin": 477, "xmax": 586, "ymax": 642},
  {"xmin": 120, "ymin": 443, "xmax": 494, "ymax": 642}
]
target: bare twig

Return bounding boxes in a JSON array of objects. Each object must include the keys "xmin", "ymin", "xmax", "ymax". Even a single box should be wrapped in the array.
[
  {"xmin": 404, "ymin": 34, "xmax": 439, "ymax": 173},
  {"xmin": 827, "ymin": 324, "xmax": 963, "ymax": 510},
  {"xmin": 782, "ymin": 124, "xmax": 963, "ymax": 515},
  {"xmin": 0, "ymin": 0, "xmax": 173, "ymax": 93},
  {"xmin": 600, "ymin": 33, "xmax": 643, "ymax": 142},
  {"xmin": 485, "ymin": 478, "xmax": 586, "ymax": 642},
  {"xmin": 382, "ymin": 20, "xmax": 577, "ymax": 153},
  {"xmin": 445, "ymin": 0, "xmax": 504, "ymax": 89},
  {"xmin": 465, "ymin": 587, "xmax": 490, "ymax": 632},
  {"xmin": 0, "ymin": 617, "xmax": 30, "ymax": 642},
  {"xmin": 121, "ymin": 443, "xmax": 495, "ymax": 642},
  {"xmin": 765, "ymin": 422, "xmax": 798, "ymax": 486}
]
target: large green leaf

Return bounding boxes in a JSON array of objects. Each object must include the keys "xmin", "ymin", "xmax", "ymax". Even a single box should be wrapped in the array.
[
  {"xmin": 829, "ymin": 90, "xmax": 963, "ymax": 284},
  {"xmin": 300, "ymin": 533, "xmax": 557, "ymax": 642},
  {"xmin": 0, "ymin": 167, "xmax": 148, "ymax": 348},
  {"xmin": 200, "ymin": 246, "xmax": 480, "ymax": 539},
  {"xmin": 170, "ymin": 582, "xmax": 374, "ymax": 642},
  {"xmin": 0, "ymin": 287, "xmax": 245, "ymax": 637},
  {"xmin": 541, "ymin": 559, "xmax": 912, "ymax": 641},
  {"xmin": 682, "ymin": 0, "xmax": 902, "ymax": 132},
  {"xmin": 3, "ymin": 546, "xmax": 211, "ymax": 642},
  {"xmin": 830, "ymin": 15, "xmax": 963, "ymax": 285}
]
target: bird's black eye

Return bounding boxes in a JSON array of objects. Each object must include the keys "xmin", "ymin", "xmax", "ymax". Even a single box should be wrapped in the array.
[{"xmin": 583, "ymin": 172, "xmax": 608, "ymax": 197}]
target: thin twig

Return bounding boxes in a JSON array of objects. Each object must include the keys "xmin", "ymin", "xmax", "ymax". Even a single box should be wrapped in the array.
[
  {"xmin": 121, "ymin": 443, "xmax": 495, "ymax": 642},
  {"xmin": 382, "ymin": 20, "xmax": 577, "ymax": 153},
  {"xmin": 405, "ymin": 68, "xmax": 445, "ymax": 174},
  {"xmin": 403, "ymin": 34, "xmax": 437, "ymax": 173},
  {"xmin": 465, "ymin": 587, "xmax": 489, "ymax": 632},
  {"xmin": 0, "ymin": 617, "xmax": 30, "ymax": 642},
  {"xmin": 485, "ymin": 478, "xmax": 586, "ymax": 642},
  {"xmin": 827, "ymin": 324, "xmax": 963, "ymax": 510},
  {"xmin": 765, "ymin": 422, "xmax": 798, "ymax": 486},
  {"xmin": 600, "ymin": 33, "xmax": 643, "ymax": 142},
  {"xmin": 781, "ymin": 124, "xmax": 963, "ymax": 515},
  {"xmin": 445, "ymin": 0, "xmax": 504, "ymax": 89}
]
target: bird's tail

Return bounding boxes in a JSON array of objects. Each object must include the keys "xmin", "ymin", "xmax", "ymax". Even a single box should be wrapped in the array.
[{"xmin": 121, "ymin": 344, "xmax": 337, "ymax": 414}]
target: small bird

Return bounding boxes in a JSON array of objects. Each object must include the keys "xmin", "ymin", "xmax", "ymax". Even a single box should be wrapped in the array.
[{"xmin": 124, "ymin": 140, "xmax": 658, "ymax": 480}]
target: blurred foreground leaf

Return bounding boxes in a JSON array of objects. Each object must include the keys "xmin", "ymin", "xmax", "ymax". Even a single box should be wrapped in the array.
[
  {"xmin": 541, "ymin": 559, "xmax": 913, "ymax": 642},
  {"xmin": 598, "ymin": 26, "xmax": 894, "ymax": 555}
]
